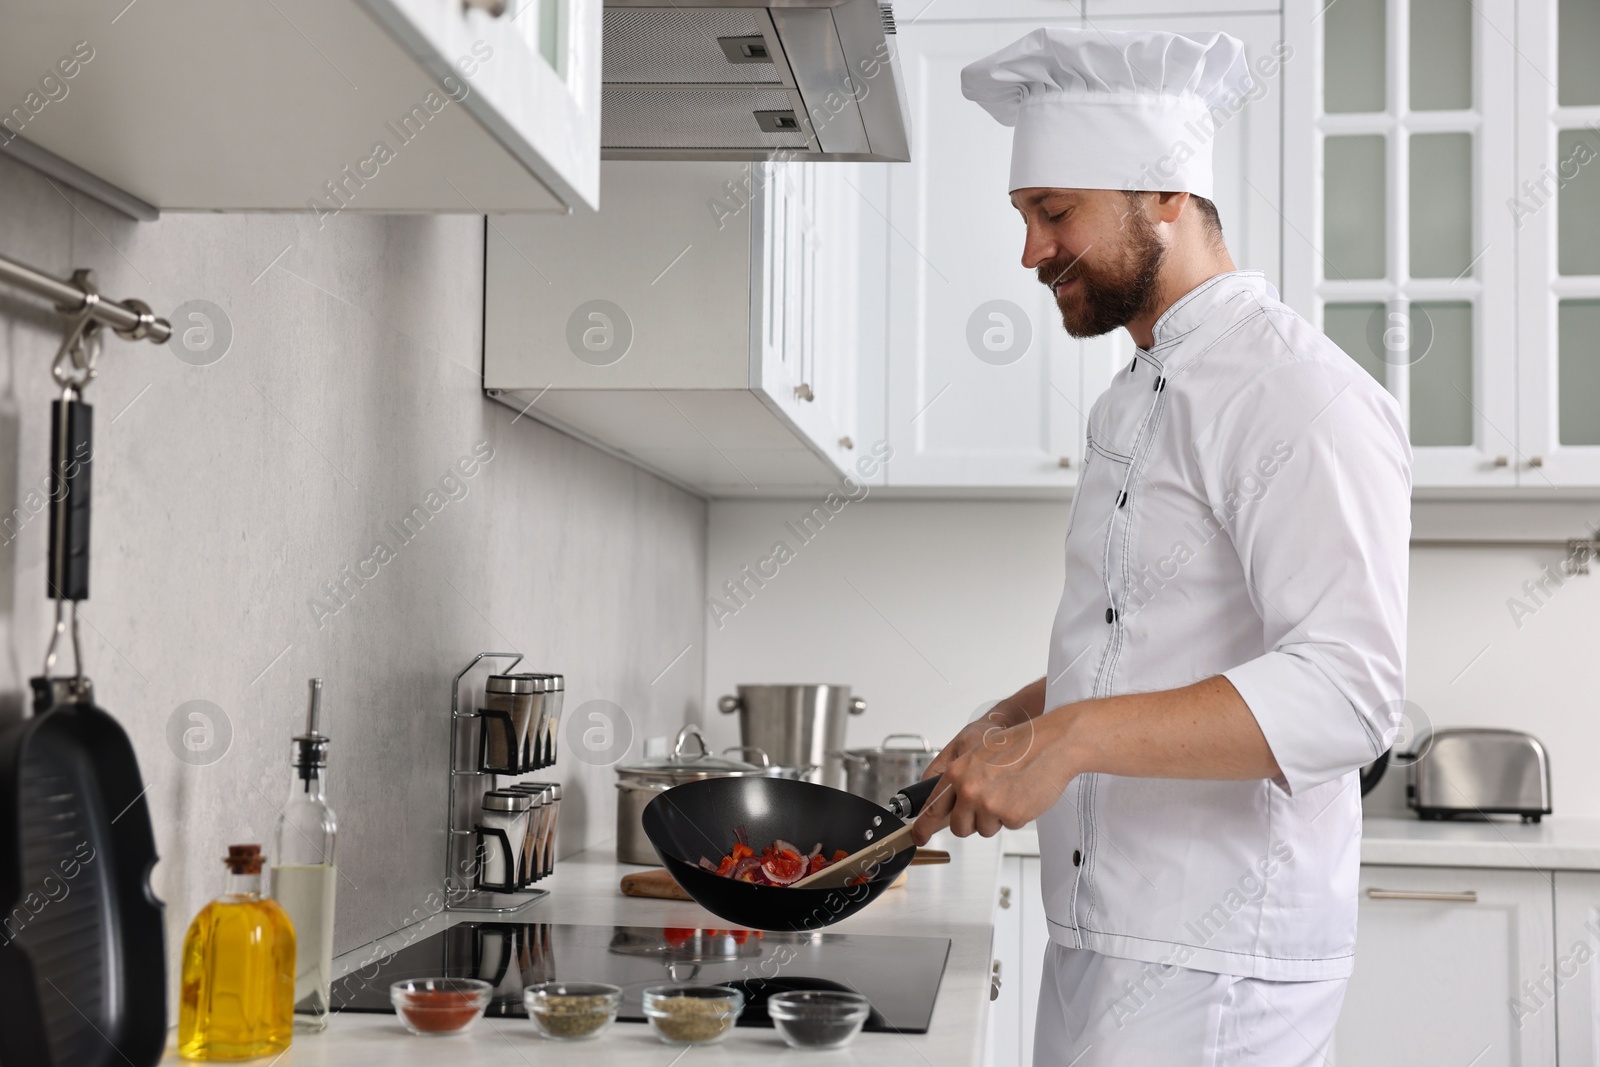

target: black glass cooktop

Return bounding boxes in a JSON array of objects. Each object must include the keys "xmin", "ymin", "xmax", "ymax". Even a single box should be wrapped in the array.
[{"xmin": 330, "ymin": 921, "xmax": 951, "ymax": 1033}]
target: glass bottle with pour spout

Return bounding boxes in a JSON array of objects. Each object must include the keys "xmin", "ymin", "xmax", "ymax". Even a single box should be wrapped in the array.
[
  {"xmin": 178, "ymin": 844, "xmax": 296, "ymax": 1060},
  {"xmin": 271, "ymin": 678, "xmax": 339, "ymax": 1031}
]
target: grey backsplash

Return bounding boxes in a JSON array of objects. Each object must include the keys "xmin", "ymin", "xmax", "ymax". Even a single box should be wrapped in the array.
[{"xmin": 0, "ymin": 156, "xmax": 706, "ymax": 992}]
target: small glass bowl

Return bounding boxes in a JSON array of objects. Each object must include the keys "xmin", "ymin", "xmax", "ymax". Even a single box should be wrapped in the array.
[
  {"xmin": 390, "ymin": 978, "xmax": 493, "ymax": 1037},
  {"xmin": 522, "ymin": 981, "xmax": 623, "ymax": 1041},
  {"xmin": 767, "ymin": 991, "xmax": 871, "ymax": 1050},
  {"xmin": 641, "ymin": 984, "xmax": 745, "ymax": 1045}
]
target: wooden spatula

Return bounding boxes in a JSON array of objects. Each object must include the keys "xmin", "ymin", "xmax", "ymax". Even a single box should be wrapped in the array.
[
  {"xmin": 792, "ymin": 777, "xmax": 949, "ymax": 890},
  {"xmin": 792, "ymin": 816, "xmax": 949, "ymax": 889}
]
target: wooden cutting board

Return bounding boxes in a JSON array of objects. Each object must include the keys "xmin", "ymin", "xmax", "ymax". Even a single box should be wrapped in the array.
[{"xmin": 619, "ymin": 850, "xmax": 949, "ymax": 901}]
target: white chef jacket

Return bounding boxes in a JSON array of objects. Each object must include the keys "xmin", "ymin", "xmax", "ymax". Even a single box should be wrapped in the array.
[{"xmin": 1039, "ymin": 270, "xmax": 1411, "ymax": 982}]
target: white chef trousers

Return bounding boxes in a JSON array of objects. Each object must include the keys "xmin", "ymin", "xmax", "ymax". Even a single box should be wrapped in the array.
[{"xmin": 1034, "ymin": 943, "xmax": 1348, "ymax": 1067}]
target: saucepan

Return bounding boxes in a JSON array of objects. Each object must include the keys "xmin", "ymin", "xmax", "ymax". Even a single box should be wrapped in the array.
[{"xmin": 640, "ymin": 775, "xmax": 940, "ymax": 931}]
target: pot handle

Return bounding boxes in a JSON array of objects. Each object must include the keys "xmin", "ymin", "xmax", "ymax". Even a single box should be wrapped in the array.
[
  {"xmin": 718, "ymin": 695, "xmax": 742, "ymax": 714},
  {"xmin": 721, "ymin": 745, "xmax": 770, "ymax": 767},
  {"xmin": 881, "ymin": 733, "xmax": 931, "ymax": 752},
  {"xmin": 848, "ymin": 696, "xmax": 867, "ymax": 715}
]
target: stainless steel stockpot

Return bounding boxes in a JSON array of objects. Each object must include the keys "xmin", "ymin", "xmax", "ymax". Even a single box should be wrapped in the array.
[
  {"xmin": 614, "ymin": 724, "xmax": 771, "ymax": 865},
  {"xmin": 836, "ymin": 733, "xmax": 940, "ymax": 809},
  {"xmin": 718, "ymin": 684, "xmax": 866, "ymax": 788}
]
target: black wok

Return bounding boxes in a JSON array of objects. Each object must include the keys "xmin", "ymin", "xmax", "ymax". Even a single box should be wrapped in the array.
[{"xmin": 641, "ymin": 775, "xmax": 939, "ymax": 931}]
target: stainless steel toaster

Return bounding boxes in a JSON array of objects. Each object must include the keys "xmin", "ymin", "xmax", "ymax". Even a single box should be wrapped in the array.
[{"xmin": 1407, "ymin": 728, "xmax": 1552, "ymax": 822}]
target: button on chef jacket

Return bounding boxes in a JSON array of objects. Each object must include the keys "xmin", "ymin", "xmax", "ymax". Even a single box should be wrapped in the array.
[{"xmin": 1039, "ymin": 270, "xmax": 1411, "ymax": 982}]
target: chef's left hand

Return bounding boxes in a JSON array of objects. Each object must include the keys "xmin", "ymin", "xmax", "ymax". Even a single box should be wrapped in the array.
[{"xmin": 909, "ymin": 712, "xmax": 1078, "ymax": 845}]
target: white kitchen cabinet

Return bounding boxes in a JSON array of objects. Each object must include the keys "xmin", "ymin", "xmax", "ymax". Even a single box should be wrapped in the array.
[
  {"xmin": 1555, "ymin": 872, "xmax": 1600, "ymax": 1065},
  {"xmin": 1513, "ymin": 0, "xmax": 1600, "ymax": 486},
  {"xmin": 884, "ymin": 19, "xmax": 1082, "ymax": 489},
  {"xmin": 1331, "ymin": 865, "xmax": 1556, "ymax": 1067},
  {"xmin": 483, "ymin": 160, "xmax": 881, "ymax": 495},
  {"xmin": 985, "ymin": 854, "xmax": 1047, "ymax": 1067},
  {"xmin": 1286, "ymin": 0, "xmax": 1600, "ymax": 490},
  {"xmin": 1072, "ymin": 11, "xmax": 1286, "ymax": 448},
  {"xmin": 882, "ymin": 11, "xmax": 1282, "ymax": 490},
  {"xmin": 0, "ymin": 0, "xmax": 600, "ymax": 215},
  {"xmin": 988, "ymin": 856, "xmax": 1026, "ymax": 1067}
]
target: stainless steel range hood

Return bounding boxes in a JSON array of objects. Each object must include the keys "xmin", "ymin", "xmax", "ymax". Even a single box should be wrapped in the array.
[{"xmin": 601, "ymin": 0, "xmax": 910, "ymax": 162}]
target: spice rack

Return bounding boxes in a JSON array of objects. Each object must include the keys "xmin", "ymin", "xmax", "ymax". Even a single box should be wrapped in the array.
[{"xmin": 445, "ymin": 652, "xmax": 562, "ymax": 912}]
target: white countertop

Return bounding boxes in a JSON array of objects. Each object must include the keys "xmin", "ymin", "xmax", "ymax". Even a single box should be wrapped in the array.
[
  {"xmin": 161, "ymin": 832, "xmax": 1003, "ymax": 1065},
  {"xmin": 1002, "ymin": 817, "xmax": 1600, "ymax": 870},
  {"xmin": 1359, "ymin": 815, "xmax": 1600, "ymax": 870}
]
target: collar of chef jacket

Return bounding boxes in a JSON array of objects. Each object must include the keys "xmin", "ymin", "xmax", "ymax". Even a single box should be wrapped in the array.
[{"xmin": 1036, "ymin": 269, "xmax": 1411, "ymax": 983}]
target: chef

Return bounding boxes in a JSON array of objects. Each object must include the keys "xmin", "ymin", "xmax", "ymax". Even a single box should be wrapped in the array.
[{"xmin": 912, "ymin": 27, "xmax": 1411, "ymax": 1066}]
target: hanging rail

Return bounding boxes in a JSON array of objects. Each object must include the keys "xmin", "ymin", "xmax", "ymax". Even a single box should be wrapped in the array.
[{"xmin": 0, "ymin": 252, "xmax": 170, "ymax": 344}]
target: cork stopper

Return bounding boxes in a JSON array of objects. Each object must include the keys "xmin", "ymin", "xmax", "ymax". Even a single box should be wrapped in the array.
[{"xmin": 224, "ymin": 844, "xmax": 264, "ymax": 875}]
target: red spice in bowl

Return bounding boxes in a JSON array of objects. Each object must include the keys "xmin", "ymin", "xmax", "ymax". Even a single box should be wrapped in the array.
[{"xmin": 390, "ymin": 978, "xmax": 492, "ymax": 1036}]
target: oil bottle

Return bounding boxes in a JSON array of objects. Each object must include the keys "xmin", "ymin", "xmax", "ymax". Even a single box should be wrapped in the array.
[
  {"xmin": 178, "ymin": 844, "xmax": 296, "ymax": 1060},
  {"xmin": 272, "ymin": 678, "xmax": 338, "ymax": 1031}
]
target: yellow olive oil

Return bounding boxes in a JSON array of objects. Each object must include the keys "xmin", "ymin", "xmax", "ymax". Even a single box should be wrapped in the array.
[{"xmin": 178, "ymin": 844, "xmax": 296, "ymax": 1061}]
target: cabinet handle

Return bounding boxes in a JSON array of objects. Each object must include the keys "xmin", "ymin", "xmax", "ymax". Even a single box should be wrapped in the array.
[
  {"xmin": 1528, "ymin": 456, "xmax": 1545, "ymax": 468},
  {"xmin": 998, "ymin": 886, "xmax": 1012, "ymax": 909},
  {"xmin": 838, "ymin": 436, "xmax": 854, "ymax": 450},
  {"xmin": 461, "ymin": 0, "xmax": 507, "ymax": 15},
  {"xmin": 794, "ymin": 383, "xmax": 815, "ymax": 402},
  {"xmin": 1492, "ymin": 455, "xmax": 1509, "ymax": 468},
  {"xmin": 990, "ymin": 960, "xmax": 1002, "ymax": 1001},
  {"xmin": 1366, "ymin": 888, "xmax": 1478, "ymax": 903},
  {"xmin": 1058, "ymin": 456, "xmax": 1072, "ymax": 469}
]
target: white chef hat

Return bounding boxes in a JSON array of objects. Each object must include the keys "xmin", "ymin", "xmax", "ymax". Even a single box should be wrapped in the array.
[{"xmin": 961, "ymin": 28, "xmax": 1253, "ymax": 198}]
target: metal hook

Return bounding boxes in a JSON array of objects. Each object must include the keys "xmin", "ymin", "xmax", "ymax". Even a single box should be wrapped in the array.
[{"xmin": 51, "ymin": 270, "xmax": 104, "ymax": 393}]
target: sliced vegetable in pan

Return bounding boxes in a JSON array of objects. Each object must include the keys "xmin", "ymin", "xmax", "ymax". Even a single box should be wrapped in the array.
[{"xmin": 699, "ymin": 828, "xmax": 861, "ymax": 887}]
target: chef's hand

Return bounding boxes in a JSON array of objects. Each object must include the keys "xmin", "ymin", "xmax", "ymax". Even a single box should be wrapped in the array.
[
  {"xmin": 911, "ymin": 712, "xmax": 1076, "ymax": 846},
  {"xmin": 922, "ymin": 695, "xmax": 1035, "ymax": 782}
]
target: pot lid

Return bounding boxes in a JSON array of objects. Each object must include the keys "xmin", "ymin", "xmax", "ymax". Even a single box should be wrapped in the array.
[
  {"xmin": 841, "ymin": 732, "xmax": 934, "ymax": 757},
  {"xmin": 616, "ymin": 724, "xmax": 765, "ymax": 781}
]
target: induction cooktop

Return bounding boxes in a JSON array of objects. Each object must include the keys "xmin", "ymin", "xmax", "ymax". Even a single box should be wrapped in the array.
[{"xmin": 330, "ymin": 921, "xmax": 951, "ymax": 1033}]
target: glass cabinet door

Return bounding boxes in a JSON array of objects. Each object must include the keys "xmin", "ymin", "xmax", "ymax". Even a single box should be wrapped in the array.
[
  {"xmin": 1287, "ymin": 0, "xmax": 1518, "ymax": 486},
  {"xmin": 1514, "ymin": 0, "xmax": 1600, "ymax": 484}
]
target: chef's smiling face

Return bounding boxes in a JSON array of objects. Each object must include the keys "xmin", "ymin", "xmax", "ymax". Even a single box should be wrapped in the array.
[{"xmin": 1012, "ymin": 188, "xmax": 1167, "ymax": 341}]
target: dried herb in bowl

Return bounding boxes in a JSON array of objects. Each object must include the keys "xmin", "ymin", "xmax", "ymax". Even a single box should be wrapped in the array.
[
  {"xmin": 523, "ymin": 982, "xmax": 622, "ymax": 1041},
  {"xmin": 642, "ymin": 985, "xmax": 744, "ymax": 1045}
]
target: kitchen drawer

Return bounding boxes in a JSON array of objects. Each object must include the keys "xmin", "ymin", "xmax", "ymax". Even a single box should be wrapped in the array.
[{"xmin": 1332, "ymin": 865, "xmax": 1555, "ymax": 1067}]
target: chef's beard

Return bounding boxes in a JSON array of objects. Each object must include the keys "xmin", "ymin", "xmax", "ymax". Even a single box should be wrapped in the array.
[{"xmin": 1037, "ymin": 206, "xmax": 1166, "ymax": 339}]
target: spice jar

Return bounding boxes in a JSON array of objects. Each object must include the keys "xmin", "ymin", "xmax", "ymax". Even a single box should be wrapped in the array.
[
  {"xmin": 518, "ymin": 781, "xmax": 560, "ymax": 878},
  {"xmin": 541, "ymin": 783, "xmax": 561, "ymax": 876},
  {"xmin": 526, "ymin": 674, "xmax": 563, "ymax": 768},
  {"xmin": 503, "ymin": 784, "xmax": 547, "ymax": 883},
  {"xmin": 477, "ymin": 790, "xmax": 531, "ymax": 890},
  {"xmin": 482, "ymin": 675, "xmax": 539, "ymax": 773}
]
